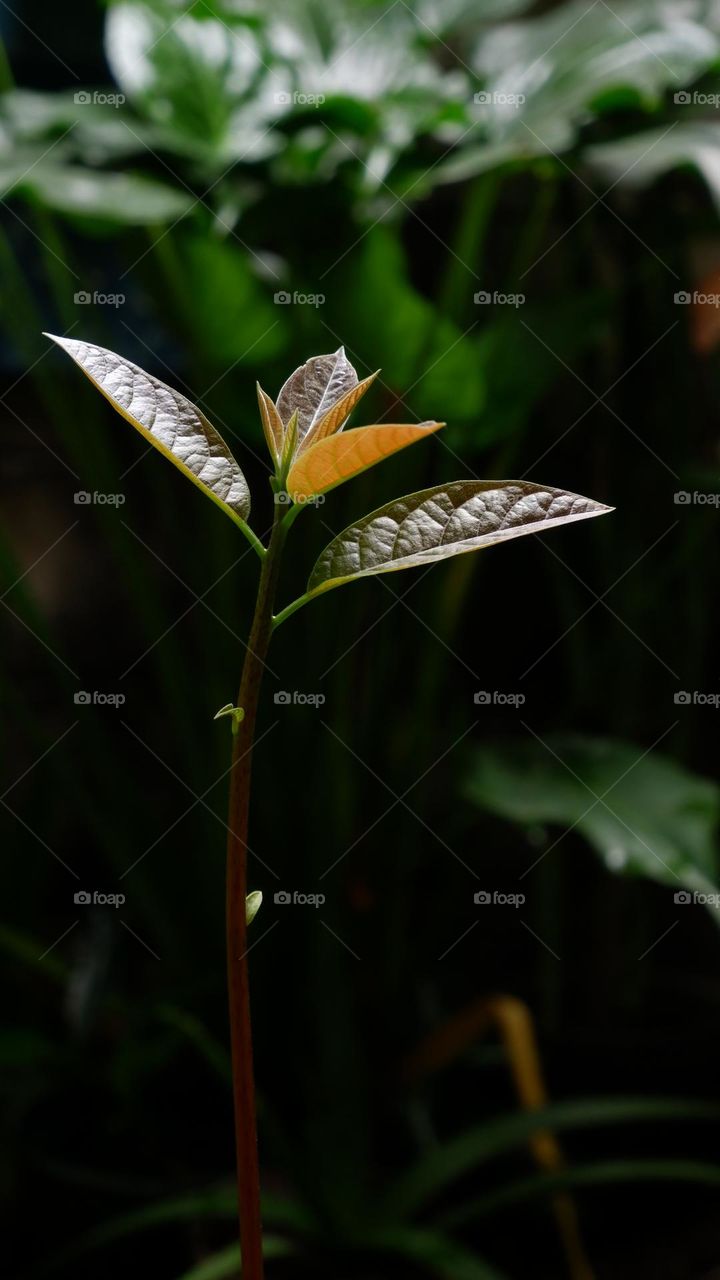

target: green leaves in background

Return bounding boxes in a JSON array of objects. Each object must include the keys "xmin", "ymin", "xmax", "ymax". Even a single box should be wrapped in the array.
[
  {"xmin": 586, "ymin": 122, "xmax": 720, "ymax": 216},
  {"xmin": 307, "ymin": 480, "xmax": 610, "ymax": 596},
  {"xmin": 45, "ymin": 335, "xmax": 252, "ymax": 526},
  {"xmin": 389, "ymin": 1095, "xmax": 720, "ymax": 1220},
  {"xmin": 466, "ymin": 736, "xmax": 720, "ymax": 914},
  {"xmin": 173, "ymin": 237, "xmax": 287, "ymax": 367},
  {"xmin": 336, "ymin": 228, "xmax": 485, "ymax": 423},
  {"xmin": 437, "ymin": 0, "xmax": 720, "ymax": 185},
  {"xmin": 8, "ymin": 166, "xmax": 193, "ymax": 226},
  {"xmin": 3, "ymin": 0, "xmax": 720, "ymax": 236},
  {"xmin": 105, "ymin": 2, "xmax": 278, "ymax": 165},
  {"xmin": 174, "ymin": 1238, "xmax": 295, "ymax": 1280}
]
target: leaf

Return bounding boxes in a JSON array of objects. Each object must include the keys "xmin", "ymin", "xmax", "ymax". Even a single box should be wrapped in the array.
[
  {"xmin": 287, "ymin": 422, "xmax": 444, "ymax": 501},
  {"xmin": 366, "ymin": 1226, "xmax": 511, "ymax": 1280},
  {"xmin": 465, "ymin": 736, "xmax": 720, "ymax": 916},
  {"xmin": 256, "ymin": 384, "xmax": 284, "ymax": 464},
  {"xmin": 59, "ymin": 1188, "xmax": 312, "ymax": 1261},
  {"xmin": 45, "ymin": 336, "xmax": 251, "ymax": 524},
  {"xmin": 175, "ymin": 1237, "xmax": 294, "ymax": 1280},
  {"xmin": 434, "ymin": 0, "xmax": 720, "ymax": 186},
  {"xmin": 459, "ymin": 0, "xmax": 720, "ymax": 174},
  {"xmin": 586, "ymin": 123, "xmax": 720, "ymax": 215},
  {"xmin": 389, "ymin": 1095, "xmax": 720, "ymax": 1218},
  {"xmin": 297, "ymin": 370, "xmax": 380, "ymax": 455},
  {"xmin": 276, "ymin": 348, "xmax": 358, "ymax": 446},
  {"xmin": 13, "ymin": 167, "xmax": 194, "ymax": 226},
  {"xmin": 335, "ymin": 229, "xmax": 485, "ymax": 422},
  {"xmin": 105, "ymin": 2, "xmax": 274, "ymax": 162},
  {"xmin": 443, "ymin": 1161, "xmax": 720, "ymax": 1226},
  {"xmin": 280, "ymin": 409, "xmax": 299, "ymax": 470},
  {"xmin": 245, "ymin": 891, "xmax": 263, "ymax": 926},
  {"xmin": 307, "ymin": 480, "xmax": 611, "ymax": 596},
  {"xmin": 177, "ymin": 238, "xmax": 286, "ymax": 367}
]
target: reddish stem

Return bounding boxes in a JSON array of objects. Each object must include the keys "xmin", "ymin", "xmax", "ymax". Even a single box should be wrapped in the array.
[{"xmin": 225, "ymin": 509, "xmax": 285, "ymax": 1280}]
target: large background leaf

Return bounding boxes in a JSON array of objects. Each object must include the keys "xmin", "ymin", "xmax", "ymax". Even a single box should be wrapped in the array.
[{"xmin": 466, "ymin": 736, "xmax": 720, "ymax": 909}]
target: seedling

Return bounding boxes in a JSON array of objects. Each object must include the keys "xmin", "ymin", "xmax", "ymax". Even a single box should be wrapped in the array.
[{"xmin": 45, "ymin": 336, "xmax": 612, "ymax": 1279}]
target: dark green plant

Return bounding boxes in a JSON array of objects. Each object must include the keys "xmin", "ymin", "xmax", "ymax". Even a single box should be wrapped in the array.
[{"xmin": 45, "ymin": 333, "xmax": 610, "ymax": 1277}]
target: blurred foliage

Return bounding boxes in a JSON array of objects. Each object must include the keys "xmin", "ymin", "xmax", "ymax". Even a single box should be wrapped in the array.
[{"xmin": 3, "ymin": 0, "xmax": 720, "ymax": 1277}]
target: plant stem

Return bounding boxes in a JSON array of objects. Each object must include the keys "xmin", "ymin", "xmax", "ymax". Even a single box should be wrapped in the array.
[{"xmin": 226, "ymin": 500, "xmax": 286, "ymax": 1280}]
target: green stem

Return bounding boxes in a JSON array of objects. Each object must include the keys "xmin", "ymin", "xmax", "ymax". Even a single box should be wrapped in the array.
[
  {"xmin": 225, "ymin": 499, "xmax": 288, "ymax": 1280},
  {"xmin": 272, "ymin": 588, "xmax": 317, "ymax": 631},
  {"xmin": 228, "ymin": 512, "xmax": 267, "ymax": 561}
]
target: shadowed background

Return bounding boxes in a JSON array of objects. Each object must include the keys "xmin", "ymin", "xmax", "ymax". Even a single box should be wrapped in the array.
[{"xmin": 2, "ymin": 2, "xmax": 720, "ymax": 1278}]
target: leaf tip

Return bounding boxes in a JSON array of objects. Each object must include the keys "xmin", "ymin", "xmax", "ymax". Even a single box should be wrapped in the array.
[{"xmin": 246, "ymin": 891, "xmax": 263, "ymax": 926}]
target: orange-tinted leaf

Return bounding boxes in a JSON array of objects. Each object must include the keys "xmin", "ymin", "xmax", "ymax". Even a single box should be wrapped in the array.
[
  {"xmin": 287, "ymin": 422, "xmax": 444, "ymax": 501},
  {"xmin": 297, "ymin": 371, "xmax": 380, "ymax": 455},
  {"xmin": 256, "ymin": 383, "xmax": 284, "ymax": 463}
]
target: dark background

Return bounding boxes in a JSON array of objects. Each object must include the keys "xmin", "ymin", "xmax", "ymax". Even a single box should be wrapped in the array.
[{"xmin": 2, "ymin": 2, "xmax": 720, "ymax": 1277}]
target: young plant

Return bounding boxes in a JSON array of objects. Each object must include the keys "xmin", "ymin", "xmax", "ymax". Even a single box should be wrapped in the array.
[{"xmin": 45, "ymin": 335, "xmax": 612, "ymax": 1279}]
